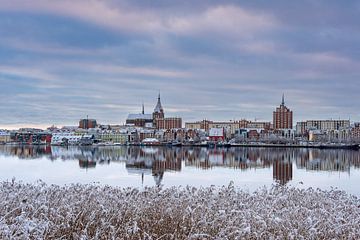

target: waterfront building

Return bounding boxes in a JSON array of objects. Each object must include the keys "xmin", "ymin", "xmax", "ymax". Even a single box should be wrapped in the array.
[
  {"xmin": 139, "ymin": 129, "xmax": 156, "ymax": 141},
  {"xmin": 248, "ymin": 129, "xmax": 260, "ymax": 140},
  {"xmin": 351, "ymin": 123, "xmax": 360, "ymax": 139},
  {"xmin": 308, "ymin": 130, "xmax": 326, "ymax": 142},
  {"xmin": 51, "ymin": 133, "xmax": 82, "ymax": 145},
  {"xmin": 155, "ymin": 117, "xmax": 182, "ymax": 130},
  {"xmin": 10, "ymin": 131, "xmax": 52, "ymax": 145},
  {"xmin": 296, "ymin": 122, "xmax": 307, "ymax": 136},
  {"xmin": 185, "ymin": 120, "xmax": 214, "ymax": 132},
  {"xmin": 305, "ymin": 120, "xmax": 350, "ymax": 131},
  {"xmin": 0, "ymin": 131, "xmax": 11, "ymax": 143},
  {"xmin": 273, "ymin": 94, "xmax": 293, "ymax": 130},
  {"xmin": 326, "ymin": 128, "xmax": 352, "ymax": 142},
  {"xmin": 79, "ymin": 118, "xmax": 97, "ymax": 129},
  {"xmin": 209, "ymin": 128, "xmax": 225, "ymax": 141},
  {"xmin": 246, "ymin": 121, "xmax": 271, "ymax": 130},
  {"xmin": 98, "ymin": 132, "xmax": 128, "ymax": 144},
  {"xmin": 163, "ymin": 129, "xmax": 187, "ymax": 142},
  {"xmin": 185, "ymin": 119, "xmax": 268, "ymax": 135}
]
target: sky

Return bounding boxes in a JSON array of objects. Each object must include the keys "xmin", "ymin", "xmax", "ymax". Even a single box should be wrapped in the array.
[{"xmin": 0, "ymin": 0, "xmax": 359, "ymax": 129}]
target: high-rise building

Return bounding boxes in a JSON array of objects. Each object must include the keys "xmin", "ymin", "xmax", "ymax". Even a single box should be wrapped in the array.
[{"xmin": 273, "ymin": 94, "xmax": 293, "ymax": 129}]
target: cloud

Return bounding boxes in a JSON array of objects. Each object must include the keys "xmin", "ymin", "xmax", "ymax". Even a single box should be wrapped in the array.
[
  {"xmin": 0, "ymin": 1, "xmax": 278, "ymax": 38},
  {"xmin": 166, "ymin": 5, "xmax": 278, "ymax": 37},
  {"xmin": 0, "ymin": 0, "xmax": 360, "ymax": 127},
  {"xmin": 0, "ymin": 37, "xmax": 100, "ymax": 56}
]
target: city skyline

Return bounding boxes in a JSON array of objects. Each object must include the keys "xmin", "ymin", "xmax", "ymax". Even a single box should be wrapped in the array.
[
  {"xmin": 0, "ymin": 93, "xmax": 355, "ymax": 131},
  {"xmin": 1, "ymin": 0, "xmax": 360, "ymax": 129}
]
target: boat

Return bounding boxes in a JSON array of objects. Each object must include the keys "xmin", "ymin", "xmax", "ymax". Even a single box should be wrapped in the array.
[
  {"xmin": 216, "ymin": 142, "xmax": 231, "ymax": 148},
  {"xmin": 172, "ymin": 141, "xmax": 182, "ymax": 147},
  {"xmin": 318, "ymin": 144, "xmax": 360, "ymax": 150}
]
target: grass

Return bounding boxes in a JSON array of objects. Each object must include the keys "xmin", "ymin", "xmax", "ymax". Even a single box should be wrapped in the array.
[{"xmin": 0, "ymin": 180, "xmax": 359, "ymax": 239}]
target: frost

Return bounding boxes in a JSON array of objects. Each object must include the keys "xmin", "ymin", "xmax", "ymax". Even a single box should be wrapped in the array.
[{"xmin": 0, "ymin": 181, "xmax": 359, "ymax": 239}]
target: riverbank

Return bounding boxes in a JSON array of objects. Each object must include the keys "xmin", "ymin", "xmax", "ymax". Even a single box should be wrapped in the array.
[
  {"xmin": 0, "ymin": 181, "xmax": 359, "ymax": 239},
  {"xmin": 3, "ymin": 142, "xmax": 360, "ymax": 150}
]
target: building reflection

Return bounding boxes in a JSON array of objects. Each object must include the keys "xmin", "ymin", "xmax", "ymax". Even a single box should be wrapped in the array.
[
  {"xmin": 273, "ymin": 160, "xmax": 293, "ymax": 185},
  {"xmin": 0, "ymin": 145, "xmax": 359, "ymax": 185}
]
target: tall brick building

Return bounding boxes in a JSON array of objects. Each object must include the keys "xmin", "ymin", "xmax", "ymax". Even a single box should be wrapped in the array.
[{"xmin": 273, "ymin": 95, "xmax": 293, "ymax": 129}]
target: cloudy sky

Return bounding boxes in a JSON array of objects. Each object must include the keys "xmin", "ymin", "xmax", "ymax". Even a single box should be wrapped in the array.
[{"xmin": 0, "ymin": 0, "xmax": 359, "ymax": 129}]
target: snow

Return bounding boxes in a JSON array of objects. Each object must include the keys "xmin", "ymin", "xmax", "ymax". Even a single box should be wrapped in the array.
[
  {"xmin": 127, "ymin": 114, "xmax": 153, "ymax": 120},
  {"xmin": 0, "ymin": 181, "xmax": 359, "ymax": 239}
]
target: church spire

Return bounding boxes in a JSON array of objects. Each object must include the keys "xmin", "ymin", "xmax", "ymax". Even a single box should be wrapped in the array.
[{"xmin": 154, "ymin": 91, "xmax": 163, "ymax": 113}]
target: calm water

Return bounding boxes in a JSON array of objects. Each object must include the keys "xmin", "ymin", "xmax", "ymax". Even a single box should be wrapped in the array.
[{"xmin": 1, "ymin": 145, "xmax": 360, "ymax": 195}]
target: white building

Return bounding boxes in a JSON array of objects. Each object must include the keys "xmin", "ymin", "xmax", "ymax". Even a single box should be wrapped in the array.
[{"xmin": 51, "ymin": 133, "xmax": 82, "ymax": 145}]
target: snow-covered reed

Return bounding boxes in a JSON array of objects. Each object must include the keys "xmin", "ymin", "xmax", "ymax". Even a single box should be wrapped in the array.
[{"xmin": 0, "ymin": 181, "xmax": 359, "ymax": 239}]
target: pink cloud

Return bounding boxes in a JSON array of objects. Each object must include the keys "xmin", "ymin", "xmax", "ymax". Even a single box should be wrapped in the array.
[{"xmin": 0, "ymin": 1, "xmax": 278, "ymax": 37}]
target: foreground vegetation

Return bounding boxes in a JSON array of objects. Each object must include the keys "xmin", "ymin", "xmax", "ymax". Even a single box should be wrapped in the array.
[{"xmin": 0, "ymin": 181, "xmax": 359, "ymax": 239}]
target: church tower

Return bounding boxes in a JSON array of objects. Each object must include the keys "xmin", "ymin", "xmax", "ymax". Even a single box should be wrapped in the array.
[{"xmin": 153, "ymin": 93, "xmax": 165, "ymax": 128}]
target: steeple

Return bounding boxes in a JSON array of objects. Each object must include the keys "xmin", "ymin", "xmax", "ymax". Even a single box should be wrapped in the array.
[
  {"xmin": 281, "ymin": 93, "xmax": 285, "ymax": 106},
  {"xmin": 154, "ymin": 91, "xmax": 163, "ymax": 113}
]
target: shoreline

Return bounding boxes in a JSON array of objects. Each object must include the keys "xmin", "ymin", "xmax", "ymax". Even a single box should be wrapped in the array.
[{"xmin": 2, "ymin": 142, "xmax": 360, "ymax": 150}]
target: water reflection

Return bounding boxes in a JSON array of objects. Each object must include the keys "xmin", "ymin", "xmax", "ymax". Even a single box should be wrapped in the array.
[{"xmin": 1, "ymin": 145, "xmax": 359, "ymax": 187}]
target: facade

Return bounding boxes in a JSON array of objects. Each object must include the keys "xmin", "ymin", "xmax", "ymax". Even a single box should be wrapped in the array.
[
  {"xmin": 126, "ymin": 104, "xmax": 153, "ymax": 128},
  {"xmin": 305, "ymin": 120, "xmax": 350, "ymax": 131},
  {"xmin": 273, "ymin": 95, "xmax": 293, "ymax": 129},
  {"xmin": 155, "ymin": 117, "xmax": 182, "ymax": 130},
  {"xmin": 296, "ymin": 121, "xmax": 307, "ymax": 136},
  {"xmin": 98, "ymin": 132, "xmax": 128, "ymax": 144},
  {"xmin": 351, "ymin": 123, "xmax": 360, "ymax": 139},
  {"xmin": 11, "ymin": 131, "xmax": 52, "ymax": 144},
  {"xmin": 185, "ymin": 119, "xmax": 270, "ymax": 134},
  {"xmin": 0, "ymin": 132, "xmax": 11, "ymax": 143},
  {"xmin": 51, "ymin": 133, "xmax": 82, "ymax": 145},
  {"xmin": 209, "ymin": 128, "xmax": 225, "ymax": 141},
  {"xmin": 246, "ymin": 121, "xmax": 271, "ymax": 130},
  {"xmin": 79, "ymin": 118, "xmax": 97, "ymax": 129},
  {"xmin": 185, "ymin": 120, "xmax": 214, "ymax": 132}
]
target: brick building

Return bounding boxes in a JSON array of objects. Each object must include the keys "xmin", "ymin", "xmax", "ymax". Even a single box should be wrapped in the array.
[
  {"xmin": 273, "ymin": 95, "xmax": 293, "ymax": 129},
  {"xmin": 79, "ymin": 118, "xmax": 97, "ymax": 129},
  {"xmin": 152, "ymin": 93, "xmax": 182, "ymax": 130}
]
